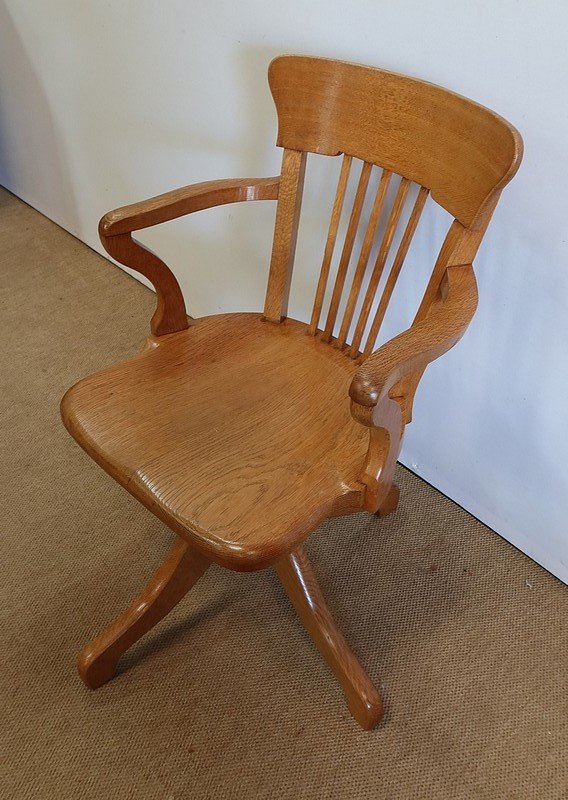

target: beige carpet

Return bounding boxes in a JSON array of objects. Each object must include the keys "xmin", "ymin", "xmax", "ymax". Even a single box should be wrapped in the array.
[{"xmin": 1, "ymin": 186, "xmax": 566, "ymax": 799}]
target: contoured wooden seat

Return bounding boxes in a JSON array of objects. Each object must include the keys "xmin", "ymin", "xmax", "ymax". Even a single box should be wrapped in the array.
[
  {"xmin": 62, "ymin": 313, "xmax": 369, "ymax": 570},
  {"xmin": 61, "ymin": 55, "xmax": 522, "ymax": 729}
]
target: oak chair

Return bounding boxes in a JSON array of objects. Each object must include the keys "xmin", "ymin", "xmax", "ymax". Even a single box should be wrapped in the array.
[{"xmin": 61, "ymin": 55, "xmax": 522, "ymax": 730}]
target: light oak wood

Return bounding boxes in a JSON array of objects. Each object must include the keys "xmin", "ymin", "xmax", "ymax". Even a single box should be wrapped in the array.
[
  {"xmin": 61, "ymin": 55, "xmax": 522, "ymax": 729},
  {"xmin": 350, "ymin": 265, "xmax": 478, "ymax": 412},
  {"xmin": 99, "ymin": 177, "xmax": 280, "ymax": 236},
  {"xmin": 336, "ymin": 169, "xmax": 393, "ymax": 348},
  {"xmin": 269, "ymin": 55, "xmax": 522, "ymax": 226},
  {"xmin": 275, "ymin": 547, "xmax": 383, "ymax": 730},
  {"xmin": 100, "ymin": 177, "xmax": 280, "ymax": 336},
  {"xmin": 309, "ymin": 154, "xmax": 353, "ymax": 334},
  {"xmin": 355, "ymin": 395, "xmax": 405, "ymax": 513},
  {"xmin": 101, "ymin": 233, "xmax": 189, "ymax": 337},
  {"xmin": 62, "ymin": 313, "xmax": 369, "ymax": 571},
  {"xmin": 390, "ymin": 206, "xmax": 498, "ymax": 424},
  {"xmin": 78, "ymin": 539, "xmax": 210, "ymax": 689},
  {"xmin": 349, "ymin": 177, "xmax": 411, "ymax": 357},
  {"xmin": 363, "ymin": 185, "xmax": 430, "ymax": 356},
  {"xmin": 263, "ymin": 149, "xmax": 306, "ymax": 323},
  {"xmin": 322, "ymin": 160, "xmax": 372, "ymax": 341}
]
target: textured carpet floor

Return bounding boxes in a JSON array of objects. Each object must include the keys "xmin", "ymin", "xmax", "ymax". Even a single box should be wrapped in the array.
[{"xmin": 1, "ymin": 186, "xmax": 567, "ymax": 799}]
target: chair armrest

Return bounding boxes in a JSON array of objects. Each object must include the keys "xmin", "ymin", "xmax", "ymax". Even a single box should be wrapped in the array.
[
  {"xmin": 348, "ymin": 264, "xmax": 477, "ymax": 512},
  {"xmin": 98, "ymin": 177, "xmax": 280, "ymax": 336},
  {"xmin": 350, "ymin": 264, "xmax": 478, "ymax": 414},
  {"xmin": 99, "ymin": 177, "xmax": 280, "ymax": 237}
]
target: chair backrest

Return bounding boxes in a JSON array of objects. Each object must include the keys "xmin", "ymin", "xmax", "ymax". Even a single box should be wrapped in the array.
[{"xmin": 263, "ymin": 55, "xmax": 522, "ymax": 357}]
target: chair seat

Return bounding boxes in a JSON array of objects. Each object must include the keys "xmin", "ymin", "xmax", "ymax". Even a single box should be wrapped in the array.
[{"xmin": 61, "ymin": 313, "xmax": 368, "ymax": 570}]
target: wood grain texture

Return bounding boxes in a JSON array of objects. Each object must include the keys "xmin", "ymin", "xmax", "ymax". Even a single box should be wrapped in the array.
[
  {"xmin": 62, "ymin": 314, "xmax": 369, "ymax": 571},
  {"xmin": 309, "ymin": 154, "xmax": 353, "ymax": 334},
  {"xmin": 62, "ymin": 54, "xmax": 522, "ymax": 729},
  {"xmin": 78, "ymin": 538, "xmax": 210, "ymax": 689},
  {"xmin": 100, "ymin": 233, "xmax": 189, "ymax": 336},
  {"xmin": 100, "ymin": 177, "xmax": 280, "ymax": 236},
  {"xmin": 392, "ymin": 200, "xmax": 500, "ymax": 423},
  {"xmin": 336, "ymin": 168, "xmax": 393, "ymax": 348},
  {"xmin": 363, "ymin": 185, "xmax": 430, "ymax": 356},
  {"xmin": 349, "ymin": 177, "xmax": 411, "ymax": 357},
  {"xmin": 352, "ymin": 395, "xmax": 405, "ymax": 513},
  {"xmin": 350, "ymin": 264, "xmax": 478, "ymax": 413},
  {"xmin": 269, "ymin": 55, "xmax": 522, "ymax": 226},
  {"xmin": 322, "ymin": 160, "xmax": 373, "ymax": 341},
  {"xmin": 263, "ymin": 149, "xmax": 307, "ymax": 322},
  {"xmin": 274, "ymin": 546, "xmax": 383, "ymax": 730},
  {"xmin": 99, "ymin": 177, "xmax": 280, "ymax": 336}
]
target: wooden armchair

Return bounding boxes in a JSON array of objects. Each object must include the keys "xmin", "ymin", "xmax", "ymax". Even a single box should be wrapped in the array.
[{"xmin": 61, "ymin": 56, "xmax": 522, "ymax": 729}]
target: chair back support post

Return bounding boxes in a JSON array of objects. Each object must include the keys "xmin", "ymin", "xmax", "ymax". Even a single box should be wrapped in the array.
[
  {"xmin": 263, "ymin": 149, "xmax": 307, "ymax": 323},
  {"xmin": 396, "ymin": 195, "xmax": 500, "ymax": 422}
]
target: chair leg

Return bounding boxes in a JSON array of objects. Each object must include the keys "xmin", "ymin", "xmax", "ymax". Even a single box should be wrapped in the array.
[
  {"xmin": 274, "ymin": 546, "xmax": 383, "ymax": 730},
  {"xmin": 78, "ymin": 537, "xmax": 210, "ymax": 689},
  {"xmin": 375, "ymin": 483, "xmax": 400, "ymax": 518}
]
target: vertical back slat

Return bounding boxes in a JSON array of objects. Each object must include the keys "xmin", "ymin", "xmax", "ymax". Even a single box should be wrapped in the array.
[
  {"xmin": 309, "ymin": 155, "xmax": 353, "ymax": 333},
  {"xmin": 263, "ymin": 149, "xmax": 307, "ymax": 323},
  {"xmin": 349, "ymin": 177, "xmax": 411, "ymax": 356},
  {"xmin": 362, "ymin": 186, "xmax": 430, "ymax": 355},
  {"xmin": 270, "ymin": 150, "xmax": 433, "ymax": 355},
  {"xmin": 336, "ymin": 169, "xmax": 393, "ymax": 348},
  {"xmin": 322, "ymin": 161, "xmax": 373, "ymax": 341}
]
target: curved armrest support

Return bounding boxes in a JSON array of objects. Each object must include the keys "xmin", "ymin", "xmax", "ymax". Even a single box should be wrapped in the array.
[
  {"xmin": 98, "ymin": 177, "xmax": 280, "ymax": 336},
  {"xmin": 348, "ymin": 264, "xmax": 477, "ymax": 512},
  {"xmin": 350, "ymin": 264, "xmax": 478, "ymax": 417}
]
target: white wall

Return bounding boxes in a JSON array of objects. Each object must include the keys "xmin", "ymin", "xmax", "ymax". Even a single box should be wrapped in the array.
[{"xmin": 2, "ymin": 1, "xmax": 567, "ymax": 582}]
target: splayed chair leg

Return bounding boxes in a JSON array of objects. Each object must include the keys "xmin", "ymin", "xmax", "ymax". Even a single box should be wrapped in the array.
[
  {"xmin": 274, "ymin": 546, "xmax": 383, "ymax": 730},
  {"xmin": 78, "ymin": 537, "xmax": 210, "ymax": 689}
]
